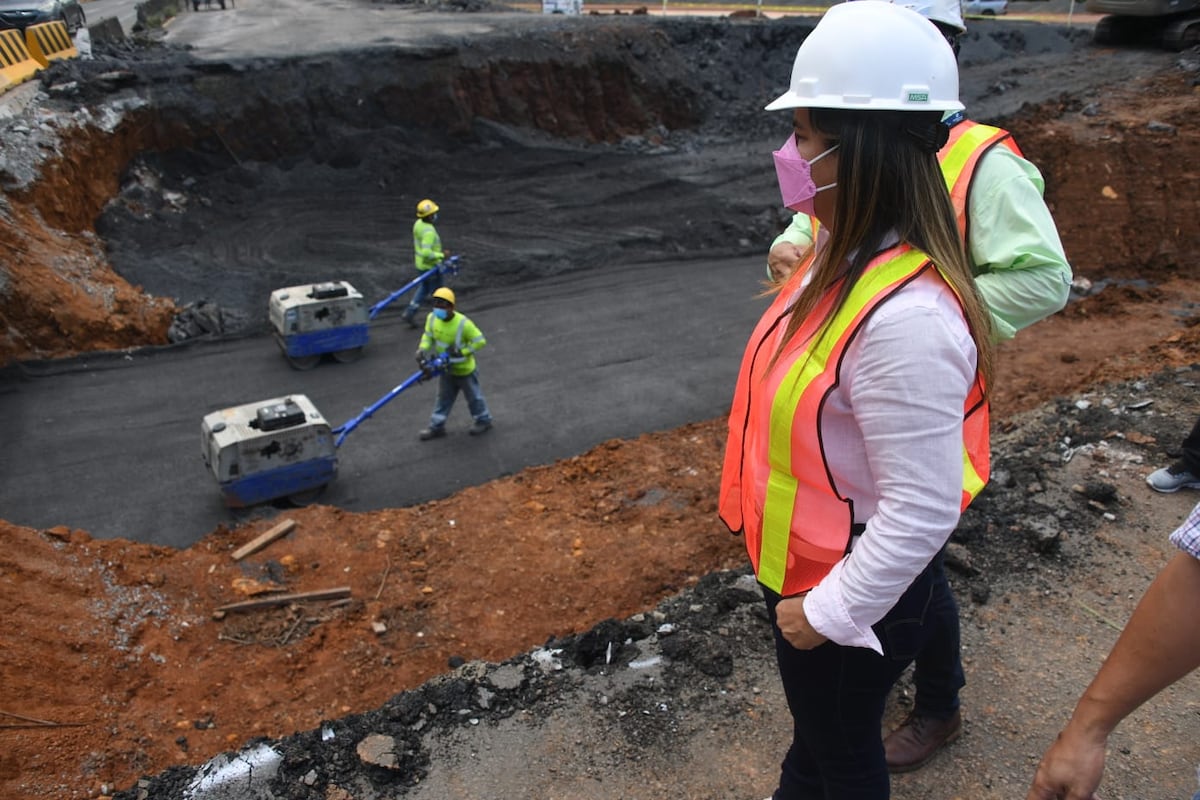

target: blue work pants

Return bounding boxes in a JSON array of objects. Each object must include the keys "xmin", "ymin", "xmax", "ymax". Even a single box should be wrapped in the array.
[
  {"xmin": 404, "ymin": 269, "xmax": 444, "ymax": 319},
  {"xmin": 428, "ymin": 370, "xmax": 491, "ymax": 430}
]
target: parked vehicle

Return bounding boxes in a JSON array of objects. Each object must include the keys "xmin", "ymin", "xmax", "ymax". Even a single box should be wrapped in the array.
[
  {"xmin": 964, "ymin": 0, "xmax": 1008, "ymax": 14},
  {"xmin": 0, "ymin": 0, "xmax": 85, "ymax": 33}
]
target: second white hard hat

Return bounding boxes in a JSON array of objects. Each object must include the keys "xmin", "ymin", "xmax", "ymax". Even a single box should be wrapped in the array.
[
  {"xmin": 890, "ymin": 0, "xmax": 966, "ymax": 33},
  {"xmin": 765, "ymin": 0, "xmax": 964, "ymax": 113}
]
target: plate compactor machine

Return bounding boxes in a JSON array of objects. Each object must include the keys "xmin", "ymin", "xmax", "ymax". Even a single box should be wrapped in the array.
[
  {"xmin": 269, "ymin": 256, "xmax": 461, "ymax": 370},
  {"xmin": 269, "ymin": 281, "xmax": 369, "ymax": 370},
  {"xmin": 201, "ymin": 354, "xmax": 448, "ymax": 507}
]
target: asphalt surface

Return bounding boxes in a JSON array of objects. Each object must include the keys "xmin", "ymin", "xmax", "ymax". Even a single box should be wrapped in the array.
[{"xmin": 0, "ymin": 255, "xmax": 765, "ymax": 546}]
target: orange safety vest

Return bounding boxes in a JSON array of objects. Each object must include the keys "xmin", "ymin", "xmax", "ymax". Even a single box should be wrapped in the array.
[{"xmin": 719, "ymin": 245, "xmax": 990, "ymax": 597}]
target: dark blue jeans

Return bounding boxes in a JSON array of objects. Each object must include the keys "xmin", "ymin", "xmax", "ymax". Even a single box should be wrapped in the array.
[
  {"xmin": 909, "ymin": 558, "xmax": 965, "ymax": 720},
  {"xmin": 763, "ymin": 554, "xmax": 958, "ymax": 800}
]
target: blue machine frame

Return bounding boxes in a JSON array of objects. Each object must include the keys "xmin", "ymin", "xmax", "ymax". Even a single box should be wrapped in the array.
[
  {"xmin": 220, "ymin": 455, "xmax": 338, "ymax": 507},
  {"xmin": 269, "ymin": 257, "xmax": 462, "ymax": 368},
  {"xmin": 331, "ymin": 354, "xmax": 448, "ymax": 447},
  {"xmin": 281, "ymin": 325, "xmax": 370, "ymax": 359}
]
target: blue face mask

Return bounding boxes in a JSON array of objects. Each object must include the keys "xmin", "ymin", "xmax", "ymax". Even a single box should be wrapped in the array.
[{"xmin": 433, "ymin": 308, "xmax": 450, "ymax": 321}]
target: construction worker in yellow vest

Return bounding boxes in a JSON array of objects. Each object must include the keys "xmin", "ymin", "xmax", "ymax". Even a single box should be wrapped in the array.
[
  {"xmin": 719, "ymin": 3, "xmax": 997, "ymax": 796},
  {"xmin": 415, "ymin": 287, "xmax": 492, "ymax": 440},
  {"xmin": 763, "ymin": 0, "xmax": 1073, "ymax": 774},
  {"xmin": 402, "ymin": 198, "xmax": 447, "ymax": 329}
]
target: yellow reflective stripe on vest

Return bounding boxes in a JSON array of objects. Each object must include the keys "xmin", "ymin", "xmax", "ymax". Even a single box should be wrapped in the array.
[
  {"xmin": 757, "ymin": 249, "xmax": 930, "ymax": 592},
  {"xmin": 940, "ymin": 123, "xmax": 1004, "ymax": 193},
  {"xmin": 961, "ymin": 368, "xmax": 990, "ymax": 507},
  {"xmin": 963, "ymin": 443, "xmax": 985, "ymax": 501},
  {"xmin": 940, "ymin": 122, "xmax": 1013, "ymax": 245},
  {"xmin": 759, "ymin": 326, "xmax": 828, "ymax": 591}
]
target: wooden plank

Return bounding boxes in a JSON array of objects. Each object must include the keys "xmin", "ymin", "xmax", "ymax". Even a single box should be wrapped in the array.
[
  {"xmin": 230, "ymin": 518, "xmax": 297, "ymax": 561},
  {"xmin": 214, "ymin": 586, "xmax": 351, "ymax": 614}
]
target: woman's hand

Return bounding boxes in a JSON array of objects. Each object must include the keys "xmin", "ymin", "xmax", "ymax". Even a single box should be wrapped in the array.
[{"xmin": 776, "ymin": 595, "xmax": 828, "ymax": 650}]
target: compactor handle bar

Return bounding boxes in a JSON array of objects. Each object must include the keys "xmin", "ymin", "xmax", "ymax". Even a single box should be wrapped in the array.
[
  {"xmin": 368, "ymin": 255, "xmax": 462, "ymax": 320},
  {"xmin": 331, "ymin": 354, "xmax": 448, "ymax": 448}
]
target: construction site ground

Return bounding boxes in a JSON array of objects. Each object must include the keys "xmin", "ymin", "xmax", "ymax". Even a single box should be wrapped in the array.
[{"xmin": 1, "ymin": 4, "xmax": 1199, "ymax": 799}]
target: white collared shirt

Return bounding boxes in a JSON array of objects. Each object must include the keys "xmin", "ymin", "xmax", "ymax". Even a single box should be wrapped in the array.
[{"xmin": 797, "ymin": 249, "xmax": 979, "ymax": 653}]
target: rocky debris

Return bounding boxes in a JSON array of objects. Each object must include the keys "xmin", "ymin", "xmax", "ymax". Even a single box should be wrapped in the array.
[
  {"xmin": 115, "ymin": 569, "xmax": 770, "ymax": 800},
  {"xmin": 166, "ymin": 300, "xmax": 244, "ymax": 342}
]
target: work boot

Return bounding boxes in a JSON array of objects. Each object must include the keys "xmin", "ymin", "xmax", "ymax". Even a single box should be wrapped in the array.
[
  {"xmin": 1146, "ymin": 462, "xmax": 1200, "ymax": 493},
  {"xmin": 418, "ymin": 426, "xmax": 445, "ymax": 441},
  {"xmin": 883, "ymin": 709, "xmax": 962, "ymax": 773},
  {"xmin": 402, "ymin": 309, "xmax": 418, "ymax": 329},
  {"xmin": 468, "ymin": 420, "xmax": 492, "ymax": 436}
]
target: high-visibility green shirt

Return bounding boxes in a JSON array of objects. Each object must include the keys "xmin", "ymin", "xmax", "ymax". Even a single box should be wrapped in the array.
[
  {"xmin": 413, "ymin": 218, "xmax": 444, "ymax": 272},
  {"xmin": 419, "ymin": 312, "xmax": 487, "ymax": 376}
]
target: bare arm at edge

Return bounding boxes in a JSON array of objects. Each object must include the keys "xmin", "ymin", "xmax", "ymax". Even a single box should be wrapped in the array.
[{"xmin": 1026, "ymin": 551, "xmax": 1200, "ymax": 800}]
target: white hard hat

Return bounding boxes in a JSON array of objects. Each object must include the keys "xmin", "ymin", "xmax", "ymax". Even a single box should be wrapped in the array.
[
  {"xmin": 890, "ymin": 0, "xmax": 965, "ymax": 33},
  {"xmin": 765, "ymin": 0, "xmax": 964, "ymax": 113}
]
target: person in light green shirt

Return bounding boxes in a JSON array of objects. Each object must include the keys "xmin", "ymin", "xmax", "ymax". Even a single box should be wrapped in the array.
[{"xmin": 767, "ymin": 130, "xmax": 1072, "ymax": 341}]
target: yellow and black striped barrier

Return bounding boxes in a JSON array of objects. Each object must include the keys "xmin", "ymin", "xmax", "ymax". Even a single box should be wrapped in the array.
[
  {"xmin": 25, "ymin": 20, "xmax": 78, "ymax": 68},
  {"xmin": 0, "ymin": 28, "xmax": 40, "ymax": 94}
]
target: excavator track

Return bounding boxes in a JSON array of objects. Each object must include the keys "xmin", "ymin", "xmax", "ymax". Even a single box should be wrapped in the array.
[
  {"xmin": 1161, "ymin": 14, "xmax": 1200, "ymax": 49},
  {"xmin": 1088, "ymin": 0, "xmax": 1200, "ymax": 49}
]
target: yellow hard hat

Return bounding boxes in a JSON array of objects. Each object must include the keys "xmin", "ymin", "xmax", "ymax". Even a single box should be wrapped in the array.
[
  {"xmin": 431, "ymin": 287, "xmax": 456, "ymax": 305},
  {"xmin": 416, "ymin": 198, "xmax": 439, "ymax": 219}
]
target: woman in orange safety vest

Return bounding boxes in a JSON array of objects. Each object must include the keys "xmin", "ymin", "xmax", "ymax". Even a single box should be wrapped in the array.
[{"xmin": 717, "ymin": 3, "xmax": 997, "ymax": 798}]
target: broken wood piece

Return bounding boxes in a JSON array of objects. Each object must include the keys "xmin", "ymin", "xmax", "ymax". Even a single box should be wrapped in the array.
[
  {"xmin": 215, "ymin": 586, "xmax": 351, "ymax": 614},
  {"xmin": 230, "ymin": 518, "xmax": 297, "ymax": 561},
  {"xmin": 0, "ymin": 709, "xmax": 87, "ymax": 729},
  {"xmin": 0, "ymin": 709, "xmax": 61, "ymax": 725}
]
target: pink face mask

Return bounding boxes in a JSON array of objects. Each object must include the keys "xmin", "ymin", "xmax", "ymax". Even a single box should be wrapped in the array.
[{"xmin": 772, "ymin": 134, "xmax": 838, "ymax": 216}]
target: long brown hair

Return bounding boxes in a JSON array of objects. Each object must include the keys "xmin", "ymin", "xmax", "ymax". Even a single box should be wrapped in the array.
[{"xmin": 770, "ymin": 108, "xmax": 994, "ymax": 389}]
